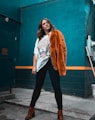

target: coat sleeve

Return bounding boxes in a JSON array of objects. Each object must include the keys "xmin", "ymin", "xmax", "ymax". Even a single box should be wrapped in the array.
[
  {"xmin": 56, "ymin": 30, "xmax": 67, "ymax": 76},
  {"xmin": 50, "ymin": 32, "xmax": 57, "ymax": 69}
]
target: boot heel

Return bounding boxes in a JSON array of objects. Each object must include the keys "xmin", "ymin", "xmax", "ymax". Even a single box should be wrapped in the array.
[
  {"xmin": 25, "ymin": 107, "xmax": 35, "ymax": 120},
  {"xmin": 32, "ymin": 112, "xmax": 35, "ymax": 117},
  {"xmin": 57, "ymin": 110, "xmax": 64, "ymax": 120}
]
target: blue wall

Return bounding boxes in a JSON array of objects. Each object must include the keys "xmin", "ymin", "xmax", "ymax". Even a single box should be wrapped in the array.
[
  {"xmin": 0, "ymin": 0, "xmax": 95, "ymax": 97},
  {"xmin": 16, "ymin": 0, "xmax": 94, "ymax": 97},
  {"xmin": 19, "ymin": 0, "xmax": 85, "ymax": 66},
  {"xmin": 0, "ymin": 0, "xmax": 21, "ymax": 21},
  {"xmin": 0, "ymin": 0, "xmax": 50, "ymax": 21},
  {"xmin": 21, "ymin": 0, "xmax": 49, "ymax": 7}
]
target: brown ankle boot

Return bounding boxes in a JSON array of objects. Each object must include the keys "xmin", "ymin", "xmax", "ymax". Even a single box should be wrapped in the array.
[
  {"xmin": 57, "ymin": 110, "xmax": 64, "ymax": 120},
  {"xmin": 25, "ymin": 107, "xmax": 35, "ymax": 120}
]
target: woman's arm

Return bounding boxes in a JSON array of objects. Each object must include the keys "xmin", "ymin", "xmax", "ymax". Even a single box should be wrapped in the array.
[
  {"xmin": 32, "ymin": 38, "xmax": 39, "ymax": 74},
  {"xmin": 32, "ymin": 54, "xmax": 37, "ymax": 74}
]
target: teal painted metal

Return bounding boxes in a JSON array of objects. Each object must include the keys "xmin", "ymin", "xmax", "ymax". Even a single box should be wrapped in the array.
[
  {"xmin": 0, "ymin": 0, "xmax": 20, "ymax": 21},
  {"xmin": 21, "ymin": 0, "xmax": 49, "ymax": 7},
  {"xmin": 0, "ymin": 15, "xmax": 20, "ymax": 91},
  {"xmin": 0, "ymin": 57, "xmax": 14, "ymax": 92},
  {"xmin": 0, "ymin": 0, "xmax": 51, "ymax": 22},
  {"xmin": 0, "ymin": 15, "xmax": 20, "ymax": 59},
  {"xmin": 0, "ymin": 59, "xmax": 10, "ymax": 89},
  {"xmin": 85, "ymin": 0, "xmax": 95, "ymax": 40}
]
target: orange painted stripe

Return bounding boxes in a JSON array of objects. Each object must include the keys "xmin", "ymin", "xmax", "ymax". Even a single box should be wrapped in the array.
[
  {"xmin": 67, "ymin": 66, "xmax": 93, "ymax": 70},
  {"xmin": 15, "ymin": 66, "xmax": 93, "ymax": 70},
  {"xmin": 15, "ymin": 66, "xmax": 33, "ymax": 69}
]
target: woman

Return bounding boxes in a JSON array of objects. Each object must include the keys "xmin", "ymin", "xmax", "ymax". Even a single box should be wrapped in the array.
[{"xmin": 25, "ymin": 18, "xmax": 67, "ymax": 120}]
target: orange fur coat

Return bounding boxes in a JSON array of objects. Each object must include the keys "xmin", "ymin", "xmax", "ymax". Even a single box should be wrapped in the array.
[{"xmin": 50, "ymin": 30, "xmax": 67, "ymax": 76}]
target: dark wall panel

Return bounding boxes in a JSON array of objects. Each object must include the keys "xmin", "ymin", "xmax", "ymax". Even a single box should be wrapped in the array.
[
  {"xmin": 15, "ymin": 69, "xmax": 93, "ymax": 97},
  {"xmin": 0, "ymin": 15, "xmax": 20, "ymax": 91}
]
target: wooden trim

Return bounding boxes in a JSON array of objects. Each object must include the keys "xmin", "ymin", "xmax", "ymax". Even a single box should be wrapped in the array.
[
  {"xmin": 15, "ymin": 66, "xmax": 93, "ymax": 70},
  {"xmin": 15, "ymin": 66, "xmax": 33, "ymax": 69},
  {"xmin": 66, "ymin": 66, "xmax": 93, "ymax": 70}
]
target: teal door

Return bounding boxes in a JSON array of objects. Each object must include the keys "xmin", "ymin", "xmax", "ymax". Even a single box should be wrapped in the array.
[{"xmin": 0, "ymin": 29, "xmax": 18, "ymax": 92}]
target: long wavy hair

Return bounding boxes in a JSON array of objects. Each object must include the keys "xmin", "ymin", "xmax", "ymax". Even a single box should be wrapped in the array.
[{"xmin": 37, "ymin": 18, "xmax": 55, "ymax": 40}]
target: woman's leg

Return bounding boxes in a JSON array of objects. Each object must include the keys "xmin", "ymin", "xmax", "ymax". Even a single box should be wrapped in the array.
[
  {"xmin": 48, "ymin": 60, "xmax": 62, "ymax": 109},
  {"xmin": 48, "ymin": 60, "xmax": 64, "ymax": 120},
  {"xmin": 25, "ymin": 65, "xmax": 47, "ymax": 120},
  {"xmin": 30, "ymin": 65, "xmax": 47, "ymax": 107}
]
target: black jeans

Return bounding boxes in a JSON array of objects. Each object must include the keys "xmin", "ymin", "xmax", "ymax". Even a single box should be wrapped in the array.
[{"xmin": 30, "ymin": 59, "xmax": 63, "ymax": 109}]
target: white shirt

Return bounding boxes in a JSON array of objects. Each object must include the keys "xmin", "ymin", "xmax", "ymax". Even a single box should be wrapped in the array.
[{"xmin": 34, "ymin": 34, "xmax": 50, "ymax": 72}]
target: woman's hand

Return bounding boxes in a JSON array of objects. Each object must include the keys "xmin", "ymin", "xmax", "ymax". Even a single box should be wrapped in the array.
[
  {"xmin": 32, "ymin": 66, "xmax": 36, "ymax": 74},
  {"xmin": 53, "ymin": 66, "xmax": 57, "ymax": 70},
  {"xmin": 32, "ymin": 54, "xmax": 37, "ymax": 74}
]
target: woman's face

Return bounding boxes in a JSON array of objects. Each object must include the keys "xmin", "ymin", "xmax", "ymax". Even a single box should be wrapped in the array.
[{"xmin": 41, "ymin": 19, "xmax": 51, "ymax": 31}]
